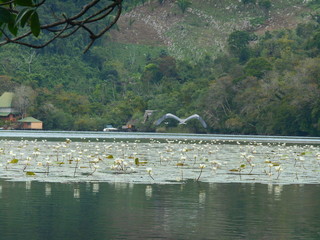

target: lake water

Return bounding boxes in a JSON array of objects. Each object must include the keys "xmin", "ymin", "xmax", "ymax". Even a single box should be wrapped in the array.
[
  {"xmin": 0, "ymin": 131, "xmax": 320, "ymax": 239},
  {"xmin": 1, "ymin": 130, "xmax": 320, "ymax": 144},
  {"xmin": 0, "ymin": 180, "xmax": 320, "ymax": 240}
]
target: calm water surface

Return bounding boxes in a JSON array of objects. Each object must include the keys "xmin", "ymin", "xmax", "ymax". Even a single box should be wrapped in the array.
[
  {"xmin": 1, "ymin": 130, "xmax": 320, "ymax": 144},
  {"xmin": 0, "ymin": 180, "xmax": 320, "ymax": 240},
  {"xmin": 1, "ymin": 131, "xmax": 320, "ymax": 239}
]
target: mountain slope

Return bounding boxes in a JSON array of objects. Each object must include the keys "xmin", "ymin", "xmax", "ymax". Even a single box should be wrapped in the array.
[{"xmin": 109, "ymin": 0, "xmax": 311, "ymax": 60}]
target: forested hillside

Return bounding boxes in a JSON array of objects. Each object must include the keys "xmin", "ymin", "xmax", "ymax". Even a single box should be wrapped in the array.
[{"xmin": 0, "ymin": 0, "xmax": 320, "ymax": 136}]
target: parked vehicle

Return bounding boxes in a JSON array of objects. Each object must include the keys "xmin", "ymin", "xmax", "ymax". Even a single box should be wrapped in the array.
[{"xmin": 103, "ymin": 125, "xmax": 118, "ymax": 132}]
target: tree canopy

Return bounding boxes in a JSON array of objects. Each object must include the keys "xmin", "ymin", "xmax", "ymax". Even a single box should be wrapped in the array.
[{"xmin": 1, "ymin": 1, "xmax": 320, "ymax": 135}]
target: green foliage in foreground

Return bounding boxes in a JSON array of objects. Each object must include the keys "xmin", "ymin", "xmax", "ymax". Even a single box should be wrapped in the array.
[{"xmin": 1, "ymin": 17, "xmax": 320, "ymax": 136}]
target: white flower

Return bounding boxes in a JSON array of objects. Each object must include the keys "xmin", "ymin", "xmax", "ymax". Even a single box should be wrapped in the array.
[
  {"xmin": 93, "ymin": 164, "xmax": 100, "ymax": 169},
  {"xmin": 146, "ymin": 167, "xmax": 153, "ymax": 174},
  {"xmin": 275, "ymin": 166, "xmax": 283, "ymax": 172},
  {"xmin": 199, "ymin": 164, "xmax": 206, "ymax": 169}
]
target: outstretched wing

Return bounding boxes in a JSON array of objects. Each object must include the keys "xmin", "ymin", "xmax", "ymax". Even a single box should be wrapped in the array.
[
  {"xmin": 155, "ymin": 113, "xmax": 182, "ymax": 125},
  {"xmin": 184, "ymin": 114, "xmax": 208, "ymax": 128}
]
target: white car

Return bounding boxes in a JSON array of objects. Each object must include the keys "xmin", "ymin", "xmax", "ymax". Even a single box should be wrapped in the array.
[{"xmin": 103, "ymin": 125, "xmax": 118, "ymax": 132}]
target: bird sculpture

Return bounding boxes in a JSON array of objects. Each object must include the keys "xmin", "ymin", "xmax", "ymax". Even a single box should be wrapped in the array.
[{"xmin": 155, "ymin": 113, "xmax": 207, "ymax": 128}]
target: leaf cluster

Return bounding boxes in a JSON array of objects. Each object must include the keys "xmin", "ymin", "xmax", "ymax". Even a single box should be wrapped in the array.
[{"xmin": 0, "ymin": 0, "xmax": 123, "ymax": 52}]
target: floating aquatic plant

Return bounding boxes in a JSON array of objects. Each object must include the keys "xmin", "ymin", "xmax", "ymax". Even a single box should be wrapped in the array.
[
  {"xmin": 0, "ymin": 138, "xmax": 319, "ymax": 184},
  {"xmin": 275, "ymin": 166, "xmax": 283, "ymax": 180},
  {"xmin": 146, "ymin": 167, "xmax": 154, "ymax": 180},
  {"xmin": 196, "ymin": 164, "xmax": 206, "ymax": 182}
]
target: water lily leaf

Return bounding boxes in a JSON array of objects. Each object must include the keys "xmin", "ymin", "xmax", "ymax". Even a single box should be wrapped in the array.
[
  {"xmin": 264, "ymin": 160, "xmax": 272, "ymax": 163},
  {"xmin": 176, "ymin": 162, "xmax": 185, "ymax": 166},
  {"xmin": 107, "ymin": 155, "xmax": 114, "ymax": 159},
  {"xmin": 229, "ymin": 169, "xmax": 239, "ymax": 172},
  {"xmin": 136, "ymin": 161, "xmax": 147, "ymax": 165},
  {"xmin": 240, "ymin": 164, "xmax": 246, "ymax": 168},
  {"xmin": 10, "ymin": 159, "xmax": 19, "ymax": 164},
  {"xmin": 134, "ymin": 157, "xmax": 139, "ymax": 165},
  {"xmin": 26, "ymin": 171, "xmax": 35, "ymax": 176},
  {"xmin": 272, "ymin": 162, "xmax": 280, "ymax": 166}
]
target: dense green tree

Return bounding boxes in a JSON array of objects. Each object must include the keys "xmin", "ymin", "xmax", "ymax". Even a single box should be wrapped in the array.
[
  {"xmin": 259, "ymin": 0, "xmax": 272, "ymax": 17},
  {"xmin": 242, "ymin": 0, "xmax": 256, "ymax": 4},
  {"xmin": 176, "ymin": 0, "xmax": 192, "ymax": 14},
  {"xmin": 227, "ymin": 31, "xmax": 252, "ymax": 60},
  {"xmin": 244, "ymin": 57, "xmax": 272, "ymax": 78}
]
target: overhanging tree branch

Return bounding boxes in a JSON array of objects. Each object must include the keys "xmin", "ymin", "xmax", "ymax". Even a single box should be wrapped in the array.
[{"xmin": 0, "ymin": 0, "xmax": 123, "ymax": 53}]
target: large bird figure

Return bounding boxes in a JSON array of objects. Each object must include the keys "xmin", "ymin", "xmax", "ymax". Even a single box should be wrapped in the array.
[{"xmin": 155, "ymin": 113, "xmax": 207, "ymax": 128}]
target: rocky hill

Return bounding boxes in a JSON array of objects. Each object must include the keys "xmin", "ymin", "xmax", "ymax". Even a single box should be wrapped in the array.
[{"xmin": 109, "ymin": 0, "xmax": 312, "ymax": 60}]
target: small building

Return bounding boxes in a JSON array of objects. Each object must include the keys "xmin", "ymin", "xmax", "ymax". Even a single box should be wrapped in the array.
[
  {"xmin": 18, "ymin": 117, "xmax": 43, "ymax": 130},
  {"xmin": 122, "ymin": 119, "xmax": 137, "ymax": 132},
  {"xmin": 0, "ymin": 92, "xmax": 19, "ymax": 121},
  {"xmin": 143, "ymin": 110, "xmax": 156, "ymax": 123}
]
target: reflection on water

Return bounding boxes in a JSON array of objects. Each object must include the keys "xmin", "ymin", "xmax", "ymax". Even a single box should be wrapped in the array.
[
  {"xmin": 45, "ymin": 183, "xmax": 51, "ymax": 197},
  {"xmin": 73, "ymin": 188, "xmax": 80, "ymax": 199},
  {"xmin": 92, "ymin": 183, "xmax": 99, "ymax": 193},
  {"xmin": 0, "ymin": 179, "xmax": 319, "ymax": 240},
  {"xmin": 145, "ymin": 185, "xmax": 153, "ymax": 200},
  {"xmin": 25, "ymin": 181, "xmax": 31, "ymax": 191}
]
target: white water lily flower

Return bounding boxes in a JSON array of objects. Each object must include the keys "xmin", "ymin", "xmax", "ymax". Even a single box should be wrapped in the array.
[
  {"xmin": 23, "ymin": 160, "xmax": 31, "ymax": 165},
  {"xmin": 146, "ymin": 167, "xmax": 153, "ymax": 174},
  {"xmin": 93, "ymin": 164, "xmax": 100, "ymax": 169},
  {"xmin": 199, "ymin": 164, "xmax": 206, "ymax": 169}
]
